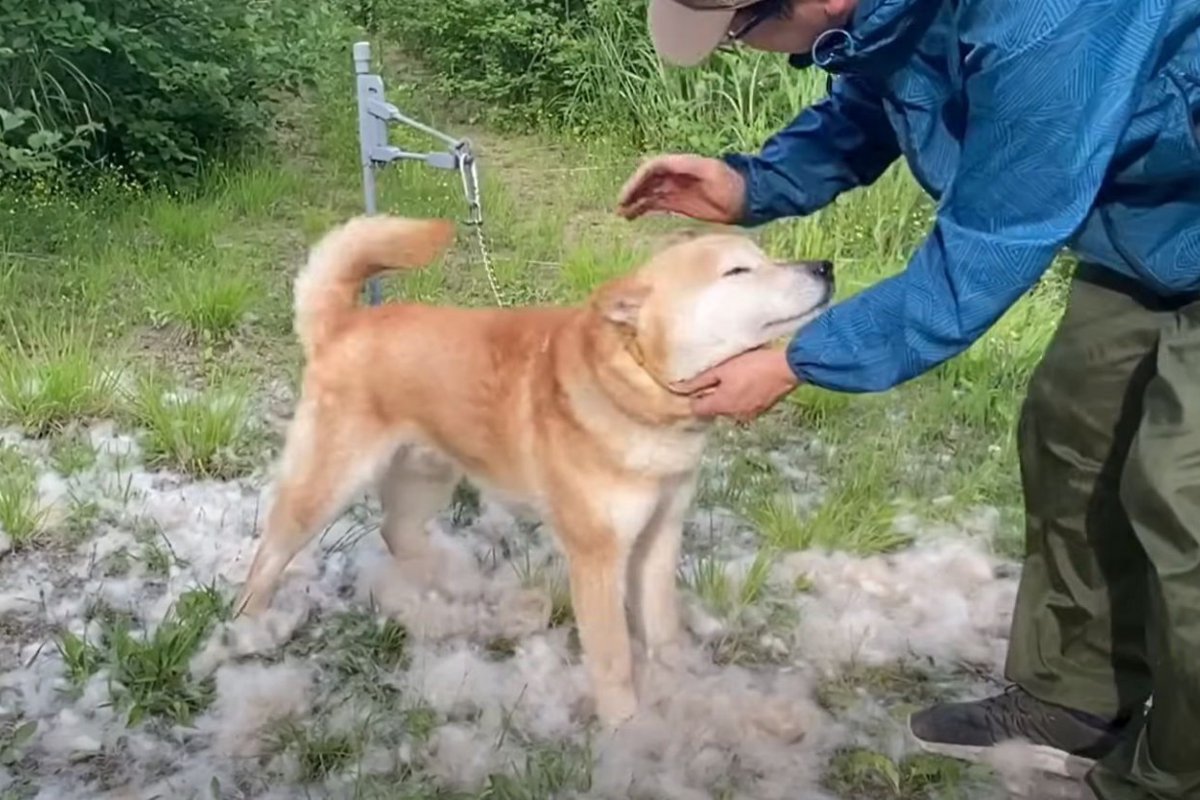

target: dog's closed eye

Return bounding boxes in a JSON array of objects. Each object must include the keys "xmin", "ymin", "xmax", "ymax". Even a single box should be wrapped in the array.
[{"xmin": 723, "ymin": 266, "xmax": 753, "ymax": 277}]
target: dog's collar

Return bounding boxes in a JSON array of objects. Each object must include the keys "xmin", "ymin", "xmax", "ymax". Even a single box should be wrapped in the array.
[
  {"xmin": 608, "ymin": 329, "xmax": 710, "ymax": 432},
  {"xmin": 622, "ymin": 330, "xmax": 686, "ymax": 396}
]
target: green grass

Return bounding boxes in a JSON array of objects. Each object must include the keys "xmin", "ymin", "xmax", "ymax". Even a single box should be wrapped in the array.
[
  {"xmin": 513, "ymin": 553, "xmax": 574, "ymax": 629},
  {"xmin": 130, "ymin": 518, "xmax": 180, "ymax": 577},
  {"xmin": 125, "ymin": 370, "xmax": 258, "ymax": 478},
  {"xmin": 152, "ymin": 261, "xmax": 261, "ymax": 343},
  {"xmin": 480, "ymin": 741, "xmax": 593, "ymax": 800},
  {"xmin": 267, "ymin": 718, "xmax": 367, "ymax": 783},
  {"xmin": 0, "ymin": 718, "xmax": 36, "ymax": 763},
  {"xmin": 451, "ymin": 481, "xmax": 483, "ymax": 526},
  {"xmin": 278, "ymin": 610, "xmax": 444, "ymax": 748},
  {"xmin": 325, "ymin": 611, "xmax": 412, "ymax": 680},
  {"xmin": 62, "ymin": 494, "xmax": 103, "ymax": 542},
  {"xmin": 106, "ymin": 585, "xmax": 229, "ymax": 724},
  {"xmin": 815, "ymin": 663, "xmax": 952, "ymax": 718},
  {"xmin": 0, "ymin": 444, "xmax": 48, "ymax": 548},
  {"xmin": 679, "ymin": 547, "xmax": 803, "ymax": 665},
  {"xmin": 681, "ymin": 547, "xmax": 774, "ymax": 620},
  {"xmin": 751, "ymin": 493, "xmax": 910, "ymax": 556},
  {"xmin": 824, "ymin": 749, "xmax": 986, "ymax": 800},
  {"xmin": 0, "ymin": 321, "xmax": 122, "ymax": 437},
  {"xmin": 56, "ymin": 628, "xmax": 104, "ymax": 686},
  {"xmin": 48, "ymin": 428, "xmax": 98, "ymax": 476},
  {"xmin": 697, "ymin": 450, "xmax": 789, "ymax": 511},
  {"xmin": 56, "ymin": 584, "xmax": 231, "ymax": 725}
]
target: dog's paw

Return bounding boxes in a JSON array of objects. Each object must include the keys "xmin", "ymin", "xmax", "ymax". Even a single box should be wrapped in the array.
[
  {"xmin": 647, "ymin": 640, "xmax": 686, "ymax": 671},
  {"xmin": 595, "ymin": 687, "xmax": 639, "ymax": 728}
]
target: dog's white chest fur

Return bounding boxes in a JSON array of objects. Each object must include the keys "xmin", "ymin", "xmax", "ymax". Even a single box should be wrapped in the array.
[
  {"xmin": 563, "ymin": 378, "xmax": 706, "ymax": 478},
  {"xmin": 618, "ymin": 427, "xmax": 707, "ymax": 476}
]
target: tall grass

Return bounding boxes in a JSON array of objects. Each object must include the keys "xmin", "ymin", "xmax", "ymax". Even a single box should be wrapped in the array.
[
  {"xmin": 0, "ymin": 319, "xmax": 122, "ymax": 437},
  {"xmin": 0, "ymin": 444, "xmax": 49, "ymax": 549},
  {"xmin": 567, "ymin": 7, "xmax": 825, "ymax": 154}
]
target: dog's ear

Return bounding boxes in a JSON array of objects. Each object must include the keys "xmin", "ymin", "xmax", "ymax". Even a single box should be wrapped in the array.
[{"xmin": 592, "ymin": 277, "xmax": 651, "ymax": 329}]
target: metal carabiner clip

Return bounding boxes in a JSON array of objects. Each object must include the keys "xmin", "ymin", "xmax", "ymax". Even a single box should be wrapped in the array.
[{"xmin": 456, "ymin": 142, "xmax": 484, "ymax": 227}]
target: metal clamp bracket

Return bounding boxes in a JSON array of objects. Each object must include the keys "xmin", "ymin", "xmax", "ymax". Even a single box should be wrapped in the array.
[{"xmin": 352, "ymin": 41, "xmax": 497, "ymax": 305}]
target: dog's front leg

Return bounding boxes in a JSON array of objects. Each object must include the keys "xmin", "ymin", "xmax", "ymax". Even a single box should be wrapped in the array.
[
  {"xmin": 629, "ymin": 472, "xmax": 698, "ymax": 664},
  {"xmin": 565, "ymin": 538, "xmax": 637, "ymax": 725},
  {"xmin": 552, "ymin": 486, "xmax": 660, "ymax": 727}
]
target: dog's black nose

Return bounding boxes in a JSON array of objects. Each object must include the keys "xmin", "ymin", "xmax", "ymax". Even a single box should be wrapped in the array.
[{"xmin": 813, "ymin": 260, "xmax": 834, "ymax": 279}]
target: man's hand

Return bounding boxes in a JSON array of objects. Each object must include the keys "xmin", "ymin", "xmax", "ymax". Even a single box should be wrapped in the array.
[
  {"xmin": 671, "ymin": 347, "xmax": 800, "ymax": 422},
  {"xmin": 617, "ymin": 155, "xmax": 747, "ymax": 223}
]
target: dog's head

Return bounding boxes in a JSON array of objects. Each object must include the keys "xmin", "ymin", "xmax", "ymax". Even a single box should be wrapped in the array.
[{"xmin": 592, "ymin": 232, "xmax": 834, "ymax": 383}]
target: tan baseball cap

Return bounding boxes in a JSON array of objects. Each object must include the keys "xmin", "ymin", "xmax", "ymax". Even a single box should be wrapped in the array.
[{"xmin": 648, "ymin": 0, "xmax": 762, "ymax": 66}]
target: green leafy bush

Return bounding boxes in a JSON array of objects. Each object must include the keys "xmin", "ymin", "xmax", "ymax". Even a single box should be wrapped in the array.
[
  {"xmin": 0, "ymin": 0, "xmax": 341, "ymax": 181},
  {"xmin": 383, "ymin": 0, "xmax": 595, "ymax": 130}
]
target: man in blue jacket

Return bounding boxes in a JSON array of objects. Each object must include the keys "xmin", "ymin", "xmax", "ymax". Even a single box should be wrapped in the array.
[{"xmin": 617, "ymin": 0, "xmax": 1200, "ymax": 797}]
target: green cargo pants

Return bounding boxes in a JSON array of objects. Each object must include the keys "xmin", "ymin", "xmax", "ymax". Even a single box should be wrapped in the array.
[{"xmin": 1005, "ymin": 263, "xmax": 1200, "ymax": 799}]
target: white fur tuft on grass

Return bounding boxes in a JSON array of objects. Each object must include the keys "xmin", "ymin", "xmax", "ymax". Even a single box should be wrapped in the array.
[{"xmin": 0, "ymin": 423, "xmax": 1031, "ymax": 799}]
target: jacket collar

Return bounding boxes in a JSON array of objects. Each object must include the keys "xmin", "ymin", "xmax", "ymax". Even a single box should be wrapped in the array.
[{"xmin": 788, "ymin": 0, "xmax": 942, "ymax": 76}]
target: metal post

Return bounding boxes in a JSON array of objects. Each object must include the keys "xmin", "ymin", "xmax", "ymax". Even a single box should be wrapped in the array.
[
  {"xmin": 353, "ymin": 41, "xmax": 384, "ymax": 305},
  {"xmin": 348, "ymin": 41, "xmax": 500, "ymax": 306}
]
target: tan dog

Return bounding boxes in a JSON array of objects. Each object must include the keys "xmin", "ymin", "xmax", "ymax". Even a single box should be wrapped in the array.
[{"xmin": 235, "ymin": 214, "xmax": 833, "ymax": 724}]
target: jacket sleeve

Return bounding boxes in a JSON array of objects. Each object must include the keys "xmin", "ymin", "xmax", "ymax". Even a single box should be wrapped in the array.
[
  {"xmin": 787, "ymin": 0, "xmax": 1170, "ymax": 393},
  {"xmin": 722, "ymin": 74, "xmax": 901, "ymax": 226}
]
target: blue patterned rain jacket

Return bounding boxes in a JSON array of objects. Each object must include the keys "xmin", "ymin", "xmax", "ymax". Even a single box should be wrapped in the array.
[{"xmin": 724, "ymin": 0, "xmax": 1200, "ymax": 392}]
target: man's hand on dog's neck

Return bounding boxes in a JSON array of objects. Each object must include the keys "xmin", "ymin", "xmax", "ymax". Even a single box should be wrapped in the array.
[{"xmin": 670, "ymin": 346, "xmax": 800, "ymax": 422}]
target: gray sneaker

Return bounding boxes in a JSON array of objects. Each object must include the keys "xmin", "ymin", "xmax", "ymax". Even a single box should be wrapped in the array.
[{"xmin": 908, "ymin": 686, "xmax": 1128, "ymax": 778}]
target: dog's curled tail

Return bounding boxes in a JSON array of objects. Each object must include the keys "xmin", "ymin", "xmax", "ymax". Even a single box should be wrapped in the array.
[{"xmin": 294, "ymin": 215, "xmax": 455, "ymax": 357}]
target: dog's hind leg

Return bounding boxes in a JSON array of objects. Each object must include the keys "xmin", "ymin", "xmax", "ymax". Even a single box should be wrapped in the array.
[
  {"xmin": 235, "ymin": 400, "xmax": 394, "ymax": 617},
  {"xmin": 377, "ymin": 445, "xmax": 461, "ymax": 560}
]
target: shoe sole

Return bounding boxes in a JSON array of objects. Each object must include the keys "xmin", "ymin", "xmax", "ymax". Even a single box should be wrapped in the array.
[{"xmin": 907, "ymin": 716, "xmax": 1096, "ymax": 780}]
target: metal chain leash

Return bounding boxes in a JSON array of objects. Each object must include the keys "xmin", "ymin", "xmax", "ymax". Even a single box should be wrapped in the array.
[
  {"xmin": 354, "ymin": 41, "xmax": 503, "ymax": 308},
  {"xmin": 456, "ymin": 145, "xmax": 504, "ymax": 307}
]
